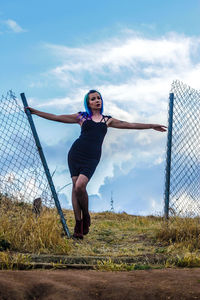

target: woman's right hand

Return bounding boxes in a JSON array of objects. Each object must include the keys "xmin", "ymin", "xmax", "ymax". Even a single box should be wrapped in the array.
[{"xmin": 24, "ymin": 106, "xmax": 36, "ymax": 114}]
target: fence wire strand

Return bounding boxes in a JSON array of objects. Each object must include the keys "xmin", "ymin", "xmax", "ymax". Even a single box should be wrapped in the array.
[
  {"xmin": 0, "ymin": 91, "xmax": 55, "ymax": 207},
  {"xmin": 165, "ymin": 80, "xmax": 200, "ymax": 217}
]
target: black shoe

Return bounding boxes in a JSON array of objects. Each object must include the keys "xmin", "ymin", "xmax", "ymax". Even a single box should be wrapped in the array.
[
  {"xmin": 83, "ymin": 213, "xmax": 91, "ymax": 235},
  {"xmin": 72, "ymin": 219, "xmax": 83, "ymax": 239}
]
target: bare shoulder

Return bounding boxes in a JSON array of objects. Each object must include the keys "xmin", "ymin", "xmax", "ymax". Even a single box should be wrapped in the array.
[
  {"xmin": 107, "ymin": 117, "xmax": 122, "ymax": 127},
  {"xmin": 106, "ymin": 116, "xmax": 113, "ymax": 127}
]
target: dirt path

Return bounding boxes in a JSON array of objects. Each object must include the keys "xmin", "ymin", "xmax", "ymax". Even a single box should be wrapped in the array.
[{"xmin": 0, "ymin": 268, "xmax": 200, "ymax": 299}]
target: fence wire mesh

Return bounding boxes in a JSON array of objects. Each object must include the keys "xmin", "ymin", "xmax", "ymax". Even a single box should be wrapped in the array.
[
  {"xmin": 0, "ymin": 90, "xmax": 55, "ymax": 208},
  {"xmin": 165, "ymin": 80, "xmax": 200, "ymax": 217}
]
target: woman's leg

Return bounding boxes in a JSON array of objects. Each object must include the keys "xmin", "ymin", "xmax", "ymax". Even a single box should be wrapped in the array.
[
  {"xmin": 74, "ymin": 174, "xmax": 89, "ymax": 216},
  {"xmin": 71, "ymin": 176, "xmax": 82, "ymax": 221},
  {"xmin": 71, "ymin": 176, "xmax": 84, "ymax": 239},
  {"xmin": 74, "ymin": 174, "xmax": 91, "ymax": 235}
]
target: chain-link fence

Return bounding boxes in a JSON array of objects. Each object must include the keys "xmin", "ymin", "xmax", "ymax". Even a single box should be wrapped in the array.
[
  {"xmin": 0, "ymin": 91, "xmax": 70, "ymax": 236},
  {"xmin": 0, "ymin": 90, "xmax": 55, "ymax": 206},
  {"xmin": 164, "ymin": 80, "xmax": 200, "ymax": 217}
]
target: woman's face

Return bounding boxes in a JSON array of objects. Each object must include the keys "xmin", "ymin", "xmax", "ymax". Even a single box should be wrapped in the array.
[{"xmin": 88, "ymin": 92, "xmax": 102, "ymax": 111}]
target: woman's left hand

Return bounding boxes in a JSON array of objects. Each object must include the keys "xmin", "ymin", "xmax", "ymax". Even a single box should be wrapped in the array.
[{"xmin": 151, "ymin": 124, "xmax": 168, "ymax": 132}]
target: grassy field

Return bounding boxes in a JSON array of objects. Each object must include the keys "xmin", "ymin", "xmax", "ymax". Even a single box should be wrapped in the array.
[{"xmin": 1, "ymin": 194, "xmax": 200, "ymax": 270}]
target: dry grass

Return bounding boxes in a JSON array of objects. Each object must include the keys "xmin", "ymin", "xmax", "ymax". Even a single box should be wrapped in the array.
[
  {"xmin": 0, "ymin": 251, "xmax": 31, "ymax": 270},
  {"xmin": 68, "ymin": 212, "xmax": 162, "ymax": 257},
  {"xmin": 95, "ymin": 257, "xmax": 152, "ymax": 271},
  {"xmin": 0, "ymin": 195, "xmax": 70, "ymax": 254},
  {"xmin": 155, "ymin": 216, "xmax": 200, "ymax": 252},
  {"xmin": 1, "ymin": 194, "xmax": 200, "ymax": 269}
]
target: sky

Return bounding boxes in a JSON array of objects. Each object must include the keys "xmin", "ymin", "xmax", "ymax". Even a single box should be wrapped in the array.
[{"xmin": 1, "ymin": 0, "xmax": 200, "ymax": 216}]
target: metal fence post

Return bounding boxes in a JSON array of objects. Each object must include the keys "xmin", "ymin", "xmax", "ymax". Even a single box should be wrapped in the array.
[
  {"xmin": 164, "ymin": 93, "xmax": 174, "ymax": 219},
  {"xmin": 20, "ymin": 93, "xmax": 70, "ymax": 237}
]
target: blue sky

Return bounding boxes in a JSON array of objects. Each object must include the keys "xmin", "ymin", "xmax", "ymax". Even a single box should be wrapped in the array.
[{"xmin": 1, "ymin": 0, "xmax": 200, "ymax": 215}]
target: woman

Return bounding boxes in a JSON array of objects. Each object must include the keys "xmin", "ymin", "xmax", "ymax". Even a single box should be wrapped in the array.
[{"xmin": 25, "ymin": 89, "xmax": 167, "ymax": 239}]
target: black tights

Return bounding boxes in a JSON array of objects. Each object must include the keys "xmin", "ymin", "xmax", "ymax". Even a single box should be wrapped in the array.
[{"xmin": 72, "ymin": 186, "xmax": 89, "ymax": 221}]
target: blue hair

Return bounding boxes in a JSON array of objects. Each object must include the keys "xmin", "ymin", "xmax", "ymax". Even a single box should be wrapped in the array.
[{"xmin": 84, "ymin": 89, "xmax": 104, "ymax": 116}]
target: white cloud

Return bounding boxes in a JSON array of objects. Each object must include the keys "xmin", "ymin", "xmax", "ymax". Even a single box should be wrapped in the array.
[
  {"xmin": 38, "ymin": 33, "xmax": 200, "ymax": 128},
  {"xmin": 43, "ymin": 33, "xmax": 200, "ymax": 87},
  {"xmin": 4, "ymin": 19, "xmax": 26, "ymax": 33}
]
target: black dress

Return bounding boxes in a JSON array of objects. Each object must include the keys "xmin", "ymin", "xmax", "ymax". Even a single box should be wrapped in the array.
[{"xmin": 68, "ymin": 111, "xmax": 112, "ymax": 181}]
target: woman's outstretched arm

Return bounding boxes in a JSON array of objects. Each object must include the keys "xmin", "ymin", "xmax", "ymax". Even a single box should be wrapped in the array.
[
  {"xmin": 24, "ymin": 107, "xmax": 79, "ymax": 123},
  {"xmin": 108, "ymin": 118, "xmax": 167, "ymax": 132}
]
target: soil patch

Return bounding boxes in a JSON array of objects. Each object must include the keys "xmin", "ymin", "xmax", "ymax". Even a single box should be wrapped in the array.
[{"xmin": 0, "ymin": 268, "xmax": 200, "ymax": 299}]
